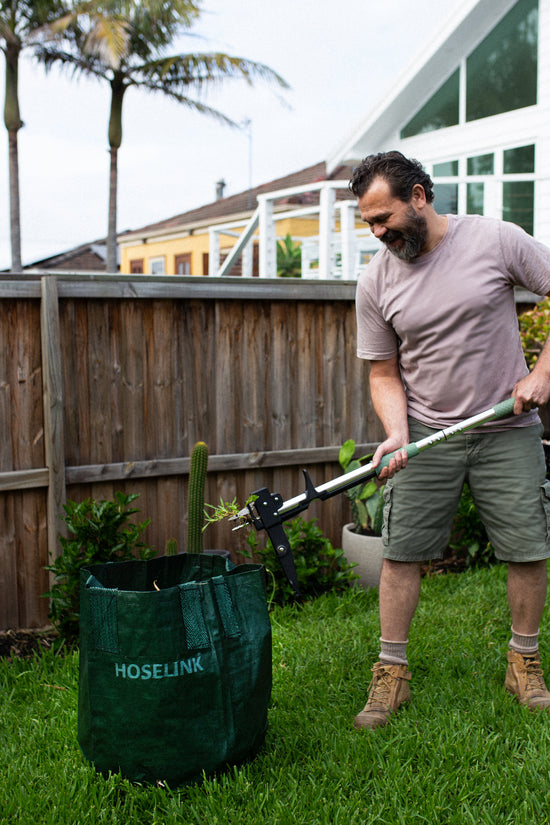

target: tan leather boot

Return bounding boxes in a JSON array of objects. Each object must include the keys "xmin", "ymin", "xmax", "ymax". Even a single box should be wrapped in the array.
[
  {"xmin": 505, "ymin": 649, "xmax": 550, "ymax": 710},
  {"xmin": 353, "ymin": 662, "xmax": 411, "ymax": 730}
]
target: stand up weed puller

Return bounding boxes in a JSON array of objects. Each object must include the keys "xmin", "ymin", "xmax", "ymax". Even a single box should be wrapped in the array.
[{"xmin": 230, "ymin": 398, "xmax": 517, "ymax": 596}]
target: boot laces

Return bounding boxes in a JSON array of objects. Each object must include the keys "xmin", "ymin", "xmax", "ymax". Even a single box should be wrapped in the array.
[
  {"xmin": 524, "ymin": 657, "xmax": 546, "ymax": 695},
  {"xmin": 367, "ymin": 667, "xmax": 397, "ymax": 709}
]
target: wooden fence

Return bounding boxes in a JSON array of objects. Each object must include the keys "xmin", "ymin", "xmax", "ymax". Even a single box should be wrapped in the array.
[{"xmin": 0, "ymin": 275, "xmax": 385, "ymax": 630}]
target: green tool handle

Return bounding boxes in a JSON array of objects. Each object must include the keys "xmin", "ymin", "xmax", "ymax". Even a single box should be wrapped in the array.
[{"xmin": 376, "ymin": 397, "xmax": 516, "ymax": 474}]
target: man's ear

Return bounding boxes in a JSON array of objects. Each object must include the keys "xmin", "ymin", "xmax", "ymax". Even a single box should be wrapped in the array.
[{"xmin": 411, "ymin": 183, "xmax": 427, "ymax": 208}]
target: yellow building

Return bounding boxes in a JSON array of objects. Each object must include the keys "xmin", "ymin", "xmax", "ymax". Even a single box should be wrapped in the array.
[{"xmin": 118, "ymin": 161, "xmax": 359, "ymax": 277}]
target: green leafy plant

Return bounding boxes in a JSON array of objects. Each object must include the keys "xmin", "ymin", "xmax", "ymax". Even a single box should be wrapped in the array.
[
  {"xmin": 44, "ymin": 492, "xmax": 155, "ymax": 644},
  {"xmin": 518, "ymin": 296, "xmax": 550, "ymax": 369},
  {"xmin": 338, "ymin": 439, "xmax": 384, "ymax": 535},
  {"xmin": 246, "ymin": 517, "xmax": 358, "ymax": 606},
  {"xmin": 449, "ymin": 484, "xmax": 495, "ymax": 569},
  {"xmin": 276, "ymin": 232, "xmax": 302, "ymax": 277}
]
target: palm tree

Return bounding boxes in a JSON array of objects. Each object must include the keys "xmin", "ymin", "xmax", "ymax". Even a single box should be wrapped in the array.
[
  {"xmin": 1, "ymin": 0, "xmax": 65, "ymax": 272},
  {"xmin": 38, "ymin": 1, "xmax": 289, "ymax": 272}
]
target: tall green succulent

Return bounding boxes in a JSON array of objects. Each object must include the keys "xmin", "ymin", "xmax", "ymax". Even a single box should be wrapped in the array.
[{"xmin": 187, "ymin": 441, "xmax": 208, "ymax": 553}]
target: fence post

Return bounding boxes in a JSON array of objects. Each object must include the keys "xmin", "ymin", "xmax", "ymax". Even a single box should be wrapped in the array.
[{"xmin": 40, "ymin": 276, "xmax": 67, "ymax": 562}]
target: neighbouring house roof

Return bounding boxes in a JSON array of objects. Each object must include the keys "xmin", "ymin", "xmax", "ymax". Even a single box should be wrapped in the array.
[
  {"xmin": 119, "ymin": 160, "xmax": 356, "ymax": 242},
  {"xmin": 326, "ymin": 0, "xmax": 519, "ymax": 171},
  {"xmin": 23, "ymin": 240, "xmax": 109, "ymax": 271},
  {"xmin": 22, "ymin": 239, "xmax": 125, "ymax": 272}
]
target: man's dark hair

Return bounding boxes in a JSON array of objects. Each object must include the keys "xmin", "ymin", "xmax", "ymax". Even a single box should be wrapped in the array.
[{"xmin": 349, "ymin": 151, "xmax": 434, "ymax": 204}]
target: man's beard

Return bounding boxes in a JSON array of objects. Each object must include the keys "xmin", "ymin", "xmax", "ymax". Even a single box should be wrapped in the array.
[{"xmin": 383, "ymin": 206, "xmax": 428, "ymax": 262}]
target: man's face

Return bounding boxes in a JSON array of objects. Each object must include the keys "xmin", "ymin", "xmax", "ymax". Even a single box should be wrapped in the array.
[{"xmin": 357, "ymin": 177, "xmax": 428, "ymax": 262}]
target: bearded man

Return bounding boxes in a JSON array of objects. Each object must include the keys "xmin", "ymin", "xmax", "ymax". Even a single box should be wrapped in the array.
[{"xmin": 349, "ymin": 150, "xmax": 550, "ymax": 729}]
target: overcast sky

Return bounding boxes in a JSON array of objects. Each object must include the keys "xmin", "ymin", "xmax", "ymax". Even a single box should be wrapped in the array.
[{"xmin": 0, "ymin": 0, "xmax": 463, "ymax": 269}]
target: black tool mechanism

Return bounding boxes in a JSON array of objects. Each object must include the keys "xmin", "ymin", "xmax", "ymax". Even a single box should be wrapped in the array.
[{"xmin": 233, "ymin": 467, "xmax": 378, "ymax": 597}]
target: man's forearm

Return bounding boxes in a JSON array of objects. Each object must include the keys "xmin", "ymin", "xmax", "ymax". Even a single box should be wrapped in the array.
[
  {"xmin": 514, "ymin": 334, "xmax": 550, "ymax": 412},
  {"xmin": 369, "ymin": 360, "xmax": 409, "ymax": 444}
]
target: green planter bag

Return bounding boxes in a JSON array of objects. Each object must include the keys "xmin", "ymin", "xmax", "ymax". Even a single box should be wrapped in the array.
[{"xmin": 78, "ymin": 553, "xmax": 272, "ymax": 786}]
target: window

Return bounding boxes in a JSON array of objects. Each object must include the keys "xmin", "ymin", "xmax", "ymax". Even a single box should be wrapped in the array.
[
  {"xmin": 400, "ymin": 69, "xmax": 459, "ymax": 138},
  {"xmin": 466, "ymin": 183, "xmax": 484, "ymax": 215},
  {"xmin": 400, "ymin": 1, "xmax": 538, "ymax": 139},
  {"xmin": 149, "ymin": 257, "xmax": 166, "ymax": 275},
  {"xmin": 175, "ymin": 253, "xmax": 191, "ymax": 275},
  {"xmin": 433, "ymin": 160, "xmax": 458, "ymax": 176},
  {"xmin": 433, "ymin": 184, "xmax": 458, "ymax": 215},
  {"xmin": 503, "ymin": 182, "xmax": 534, "ymax": 235},
  {"xmin": 466, "ymin": 0, "xmax": 538, "ymax": 122},
  {"xmin": 129, "ymin": 258, "xmax": 144, "ymax": 274},
  {"xmin": 502, "ymin": 144, "xmax": 535, "ymax": 234},
  {"xmin": 503, "ymin": 144, "xmax": 535, "ymax": 174},
  {"xmin": 467, "ymin": 154, "xmax": 494, "ymax": 176}
]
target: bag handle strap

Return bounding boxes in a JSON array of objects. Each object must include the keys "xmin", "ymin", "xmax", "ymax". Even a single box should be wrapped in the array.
[
  {"xmin": 87, "ymin": 584, "xmax": 120, "ymax": 654},
  {"xmin": 212, "ymin": 576, "xmax": 241, "ymax": 639},
  {"xmin": 179, "ymin": 584, "xmax": 210, "ymax": 650}
]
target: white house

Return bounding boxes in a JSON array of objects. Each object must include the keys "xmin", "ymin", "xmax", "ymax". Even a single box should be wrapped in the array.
[
  {"xmin": 328, "ymin": 0, "xmax": 549, "ymax": 246},
  {"xmin": 117, "ymin": 0, "xmax": 549, "ymax": 278}
]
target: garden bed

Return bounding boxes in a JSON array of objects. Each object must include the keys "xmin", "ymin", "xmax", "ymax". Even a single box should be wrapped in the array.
[{"xmin": 0, "ymin": 626, "xmax": 60, "ymax": 660}]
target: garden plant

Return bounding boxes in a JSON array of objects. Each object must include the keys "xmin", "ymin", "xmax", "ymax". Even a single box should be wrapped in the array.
[
  {"xmin": 338, "ymin": 438, "xmax": 384, "ymax": 536},
  {"xmin": 45, "ymin": 492, "xmax": 155, "ymax": 645}
]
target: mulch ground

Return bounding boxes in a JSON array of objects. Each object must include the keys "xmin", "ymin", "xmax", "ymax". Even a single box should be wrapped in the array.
[{"xmin": 0, "ymin": 626, "xmax": 63, "ymax": 661}]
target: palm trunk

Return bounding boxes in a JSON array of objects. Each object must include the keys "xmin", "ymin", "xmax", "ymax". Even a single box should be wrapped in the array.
[
  {"xmin": 4, "ymin": 43, "xmax": 23, "ymax": 273},
  {"xmin": 8, "ymin": 130, "xmax": 22, "ymax": 272},
  {"xmin": 107, "ymin": 146, "xmax": 118, "ymax": 272},
  {"xmin": 106, "ymin": 77, "xmax": 125, "ymax": 273}
]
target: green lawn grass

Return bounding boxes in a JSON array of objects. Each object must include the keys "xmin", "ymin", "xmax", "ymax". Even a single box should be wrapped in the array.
[{"xmin": 2, "ymin": 564, "xmax": 550, "ymax": 824}]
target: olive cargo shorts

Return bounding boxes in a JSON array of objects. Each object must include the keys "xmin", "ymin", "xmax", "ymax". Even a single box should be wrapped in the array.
[{"xmin": 382, "ymin": 419, "xmax": 550, "ymax": 563}]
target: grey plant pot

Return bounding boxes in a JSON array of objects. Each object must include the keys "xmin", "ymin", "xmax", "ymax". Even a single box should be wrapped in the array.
[{"xmin": 341, "ymin": 523, "xmax": 383, "ymax": 589}]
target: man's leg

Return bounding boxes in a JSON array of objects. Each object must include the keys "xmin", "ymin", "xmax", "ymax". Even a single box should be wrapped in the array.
[
  {"xmin": 353, "ymin": 560, "xmax": 420, "ymax": 730},
  {"xmin": 505, "ymin": 559, "xmax": 550, "ymax": 709},
  {"xmin": 379, "ymin": 559, "xmax": 422, "ymax": 640},
  {"xmin": 353, "ymin": 419, "xmax": 466, "ymax": 731},
  {"xmin": 507, "ymin": 560, "xmax": 547, "ymax": 635},
  {"xmin": 466, "ymin": 426, "xmax": 550, "ymax": 710}
]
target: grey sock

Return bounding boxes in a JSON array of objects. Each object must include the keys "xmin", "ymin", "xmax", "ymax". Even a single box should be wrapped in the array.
[
  {"xmin": 379, "ymin": 638, "xmax": 409, "ymax": 666},
  {"xmin": 509, "ymin": 626, "xmax": 539, "ymax": 655}
]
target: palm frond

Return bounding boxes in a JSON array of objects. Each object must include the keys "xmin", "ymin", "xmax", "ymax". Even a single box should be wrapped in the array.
[
  {"xmin": 84, "ymin": 15, "xmax": 131, "ymax": 69},
  {"xmin": 35, "ymin": 44, "xmax": 109, "ymax": 81},
  {"xmin": 137, "ymin": 51, "xmax": 290, "ymax": 92},
  {"xmin": 128, "ymin": 78, "xmax": 240, "ymax": 126}
]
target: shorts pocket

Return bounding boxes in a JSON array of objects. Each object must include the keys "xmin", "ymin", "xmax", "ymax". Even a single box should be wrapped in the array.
[
  {"xmin": 541, "ymin": 480, "xmax": 550, "ymax": 541},
  {"xmin": 382, "ymin": 483, "xmax": 393, "ymax": 548}
]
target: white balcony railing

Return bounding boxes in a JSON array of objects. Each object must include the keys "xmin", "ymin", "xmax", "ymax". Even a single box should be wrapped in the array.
[{"xmin": 208, "ymin": 180, "xmax": 381, "ymax": 279}]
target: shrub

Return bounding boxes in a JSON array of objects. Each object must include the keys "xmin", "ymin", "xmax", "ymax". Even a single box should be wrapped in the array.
[
  {"xmin": 246, "ymin": 516, "xmax": 358, "ymax": 606},
  {"xmin": 44, "ymin": 492, "xmax": 155, "ymax": 644},
  {"xmin": 276, "ymin": 233, "xmax": 302, "ymax": 278},
  {"xmin": 518, "ymin": 296, "xmax": 550, "ymax": 369}
]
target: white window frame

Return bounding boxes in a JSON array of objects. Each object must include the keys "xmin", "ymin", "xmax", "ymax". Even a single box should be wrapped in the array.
[{"xmin": 149, "ymin": 256, "xmax": 166, "ymax": 275}]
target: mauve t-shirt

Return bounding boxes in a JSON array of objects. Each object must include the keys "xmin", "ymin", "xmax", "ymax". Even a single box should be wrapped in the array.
[{"xmin": 356, "ymin": 214, "xmax": 550, "ymax": 430}]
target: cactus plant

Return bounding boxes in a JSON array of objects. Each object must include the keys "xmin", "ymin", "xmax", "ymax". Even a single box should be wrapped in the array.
[
  {"xmin": 165, "ymin": 538, "xmax": 178, "ymax": 556},
  {"xmin": 187, "ymin": 441, "xmax": 209, "ymax": 553}
]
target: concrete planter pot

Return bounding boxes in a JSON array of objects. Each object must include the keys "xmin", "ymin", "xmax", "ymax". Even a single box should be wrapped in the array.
[{"xmin": 341, "ymin": 523, "xmax": 383, "ymax": 589}]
